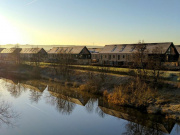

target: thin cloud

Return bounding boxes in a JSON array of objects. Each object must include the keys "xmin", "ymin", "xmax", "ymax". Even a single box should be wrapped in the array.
[{"xmin": 25, "ymin": 0, "xmax": 38, "ymax": 6}]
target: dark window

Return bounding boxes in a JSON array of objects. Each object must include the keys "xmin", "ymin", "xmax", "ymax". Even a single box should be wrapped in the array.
[
  {"xmin": 105, "ymin": 55, "xmax": 106, "ymax": 58},
  {"xmin": 113, "ymin": 55, "xmax": 115, "ymax": 58},
  {"xmin": 123, "ymin": 55, "xmax": 125, "ymax": 58},
  {"xmin": 109, "ymin": 55, "xmax": 111, "ymax": 60},
  {"xmin": 166, "ymin": 47, "xmax": 171, "ymax": 54},
  {"xmin": 111, "ymin": 45, "xmax": 117, "ymax": 52},
  {"xmin": 118, "ymin": 55, "xmax": 120, "ymax": 60}
]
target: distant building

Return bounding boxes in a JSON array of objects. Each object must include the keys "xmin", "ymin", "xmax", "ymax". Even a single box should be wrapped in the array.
[
  {"xmin": 174, "ymin": 45, "xmax": 180, "ymax": 65},
  {"xmin": 99, "ymin": 42, "xmax": 178, "ymax": 66},
  {"xmin": 0, "ymin": 48, "xmax": 22, "ymax": 63},
  {"xmin": 88, "ymin": 48, "xmax": 103, "ymax": 64},
  {"xmin": 20, "ymin": 48, "xmax": 47, "ymax": 62},
  {"xmin": 0, "ymin": 48, "xmax": 5, "ymax": 53},
  {"xmin": 47, "ymin": 46, "xmax": 91, "ymax": 64}
]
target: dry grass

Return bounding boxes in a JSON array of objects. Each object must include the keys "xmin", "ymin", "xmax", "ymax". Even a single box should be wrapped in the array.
[{"xmin": 104, "ymin": 78, "xmax": 157, "ymax": 108}]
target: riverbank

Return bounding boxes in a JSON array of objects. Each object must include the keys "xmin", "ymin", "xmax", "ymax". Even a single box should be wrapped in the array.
[{"xmin": 0, "ymin": 63, "xmax": 180, "ymax": 122}]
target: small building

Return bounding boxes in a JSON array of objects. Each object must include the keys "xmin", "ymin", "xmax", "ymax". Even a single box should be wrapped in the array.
[
  {"xmin": 88, "ymin": 48, "xmax": 103, "ymax": 65},
  {"xmin": 0, "ymin": 48, "xmax": 5, "ymax": 53},
  {"xmin": 174, "ymin": 45, "xmax": 180, "ymax": 66},
  {"xmin": 0, "ymin": 48, "xmax": 22, "ymax": 63},
  {"xmin": 47, "ymin": 46, "xmax": 91, "ymax": 64},
  {"xmin": 20, "ymin": 48, "xmax": 47, "ymax": 62},
  {"xmin": 99, "ymin": 42, "xmax": 178, "ymax": 66}
]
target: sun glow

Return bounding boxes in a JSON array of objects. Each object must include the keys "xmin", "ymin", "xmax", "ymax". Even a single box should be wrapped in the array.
[{"xmin": 0, "ymin": 15, "xmax": 24, "ymax": 45}]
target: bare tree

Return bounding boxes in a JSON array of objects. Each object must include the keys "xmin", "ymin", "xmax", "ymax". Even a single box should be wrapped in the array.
[
  {"xmin": 0, "ymin": 100, "xmax": 19, "ymax": 127},
  {"xmin": 132, "ymin": 44, "xmax": 148, "ymax": 79},
  {"xmin": 147, "ymin": 46, "xmax": 164, "ymax": 83}
]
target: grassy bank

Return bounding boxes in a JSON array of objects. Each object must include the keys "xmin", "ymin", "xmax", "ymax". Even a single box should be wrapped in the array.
[{"xmin": 1, "ymin": 63, "xmax": 180, "ymax": 122}]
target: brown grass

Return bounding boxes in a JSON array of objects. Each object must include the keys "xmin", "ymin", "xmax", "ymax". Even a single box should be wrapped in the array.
[{"xmin": 104, "ymin": 78, "xmax": 157, "ymax": 108}]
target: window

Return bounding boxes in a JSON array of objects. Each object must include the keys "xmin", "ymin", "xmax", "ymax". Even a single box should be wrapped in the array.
[
  {"xmin": 130, "ymin": 46, "xmax": 136, "ymax": 52},
  {"xmin": 105, "ymin": 55, "xmax": 106, "ymax": 58},
  {"xmin": 109, "ymin": 55, "xmax": 111, "ymax": 60},
  {"xmin": 113, "ymin": 55, "xmax": 115, "ymax": 58},
  {"xmin": 111, "ymin": 45, "xmax": 117, "ymax": 52},
  {"xmin": 118, "ymin": 55, "xmax": 120, "ymax": 60},
  {"xmin": 119, "ymin": 45, "xmax": 126, "ymax": 52},
  {"xmin": 166, "ymin": 47, "xmax": 171, "ymax": 54},
  {"xmin": 123, "ymin": 55, "xmax": 125, "ymax": 58}
]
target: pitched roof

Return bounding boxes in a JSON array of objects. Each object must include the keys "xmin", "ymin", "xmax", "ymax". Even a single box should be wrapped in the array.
[
  {"xmin": 48, "ymin": 46, "xmax": 86, "ymax": 54},
  {"xmin": 88, "ymin": 48, "xmax": 103, "ymax": 54},
  {"xmin": 100, "ymin": 42, "xmax": 173, "ymax": 54},
  {"xmin": 0, "ymin": 48, "xmax": 21, "ymax": 54},
  {"xmin": 0, "ymin": 48, "xmax": 5, "ymax": 52},
  {"xmin": 20, "ymin": 48, "xmax": 44, "ymax": 54},
  {"xmin": 175, "ymin": 45, "xmax": 180, "ymax": 54}
]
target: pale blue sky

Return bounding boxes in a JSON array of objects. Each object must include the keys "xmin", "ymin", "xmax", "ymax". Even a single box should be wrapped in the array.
[{"xmin": 0, "ymin": 0, "xmax": 180, "ymax": 45}]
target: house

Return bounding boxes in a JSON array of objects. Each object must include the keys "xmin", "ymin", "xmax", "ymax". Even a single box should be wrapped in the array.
[
  {"xmin": 88, "ymin": 48, "xmax": 103, "ymax": 65},
  {"xmin": 99, "ymin": 42, "xmax": 178, "ymax": 66},
  {"xmin": 0, "ymin": 48, "xmax": 5, "ymax": 53},
  {"xmin": 47, "ymin": 46, "xmax": 91, "ymax": 64},
  {"xmin": 0, "ymin": 48, "xmax": 22, "ymax": 63},
  {"xmin": 20, "ymin": 48, "xmax": 47, "ymax": 62},
  {"xmin": 174, "ymin": 45, "xmax": 180, "ymax": 65}
]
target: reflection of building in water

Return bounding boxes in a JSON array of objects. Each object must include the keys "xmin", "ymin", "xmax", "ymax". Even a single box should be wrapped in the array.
[
  {"xmin": 20, "ymin": 83, "xmax": 45, "ymax": 92},
  {"xmin": 1, "ymin": 78, "xmax": 17, "ymax": 85},
  {"xmin": 20, "ymin": 80, "xmax": 47, "ymax": 103},
  {"xmin": 1, "ymin": 78, "xmax": 23, "ymax": 98},
  {"xmin": 98, "ymin": 100, "xmax": 175, "ymax": 134},
  {"xmin": 48, "ymin": 84, "xmax": 90, "ymax": 106},
  {"xmin": 20, "ymin": 80, "xmax": 47, "ymax": 91},
  {"xmin": 49, "ymin": 91, "xmax": 88, "ymax": 106},
  {"xmin": 0, "ymin": 78, "xmax": 46, "ymax": 102}
]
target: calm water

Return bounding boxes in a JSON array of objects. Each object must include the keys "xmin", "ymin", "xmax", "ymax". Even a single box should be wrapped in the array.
[{"xmin": 0, "ymin": 78, "xmax": 179, "ymax": 135}]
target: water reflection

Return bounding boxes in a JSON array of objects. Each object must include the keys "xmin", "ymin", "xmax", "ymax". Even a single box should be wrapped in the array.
[
  {"xmin": 0, "ymin": 77, "xmax": 179, "ymax": 134},
  {"xmin": 123, "ymin": 121, "xmax": 165, "ymax": 135},
  {"xmin": 0, "ymin": 80, "xmax": 19, "ymax": 127},
  {"xmin": 85, "ymin": 98, "xmax": 97, "ymax": 113},
  {"xmin": 98, "ymin": 99, "xmax": 175, "ymax": 134},
  {"xmin": 175, "ymin": 123, "xmax": 180, "ymax": 134},
  {"xmin": 44, "ymin": 81, "xmax": 93, "ymax": 115},
  {"xmin": 45, "ymin": 92, "xmax": 76, "ymax": 115},
  {"xmin": 20, "ymin": 82, "xmax": 46, "ymax": 103},
  {"xmin": 3, "ymin": 78, "xmax": 24, "ymax": 98}
]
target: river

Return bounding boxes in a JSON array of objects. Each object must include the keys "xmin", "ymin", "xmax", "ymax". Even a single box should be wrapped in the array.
[{"xmin": 0, "ymin": 78, "xmax": 179, "ymax": 135}]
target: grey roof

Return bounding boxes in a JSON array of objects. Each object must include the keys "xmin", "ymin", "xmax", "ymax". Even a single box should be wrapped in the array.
[
  {"xmin": 20, "ymin": 48, "xmax": 44, "ymax": 54},
  {"xmin": 100, "ymin": 42, "xmax": 173, "ymax": 54},
  {"xmin": 175, "ymin": 45, "xmax": 180, "ymax": 54},
  {"xmin": 48, "ymin": 46, "xmax": 86, "ymax": 54},
  {"xmin": 88, "ymin": 48, "xmax": 103, "ymax": 54},
  {"xmin": 0, "ymin": 48, "xmax": 5, "ymax": 52},
  {"xmin": 0, "ymin": 48, "xmax": 22, "ymax": 54}
]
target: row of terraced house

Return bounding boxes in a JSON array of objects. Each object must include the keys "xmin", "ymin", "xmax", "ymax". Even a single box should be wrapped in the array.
[{"xmin": 0, "ymin": 42, "xmax": 180, "ymax": 67}]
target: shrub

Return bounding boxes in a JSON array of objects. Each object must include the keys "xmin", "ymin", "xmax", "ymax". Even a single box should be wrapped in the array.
[
  {"xmin": 79, "ymin": 83, "xmax": 100, "ymax": 94},
  {"xmin": 106, "ymin": 78, "xmax": 156, "ymax": 108},
  {"xmin": 65, "ymin": 82, "xmax": 73, "ymax": 88},
  {"xmin": 73, "ymin": 82, "xmax": 79, "ymax": 88}
]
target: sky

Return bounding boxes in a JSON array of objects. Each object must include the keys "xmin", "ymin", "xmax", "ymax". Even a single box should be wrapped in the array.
[{"xmin": 0, "ymin": 0, "xmax": 180, "ymax": 46}]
